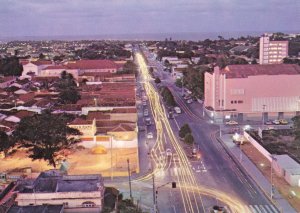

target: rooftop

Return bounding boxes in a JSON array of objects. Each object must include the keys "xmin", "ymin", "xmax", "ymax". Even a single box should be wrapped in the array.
[
  {"xmin": 16, "ymin": 170, "xmax": 103, "ymax": 193},
  {"xmin": 66, "ymin": 59, "xmax": 119, "ymax": 70},
  {"xmin": 221, "ymin": 64, "xmax": 300, "ymax": 78}
]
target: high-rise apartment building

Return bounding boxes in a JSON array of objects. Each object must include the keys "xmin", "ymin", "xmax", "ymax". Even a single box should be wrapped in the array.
[{"xmin": 259, "ymin": 35, "xmax": 289, "ymax": 64}]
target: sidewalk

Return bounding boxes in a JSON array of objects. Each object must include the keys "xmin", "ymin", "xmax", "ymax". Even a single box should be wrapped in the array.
[{"xmin": 219, "ymin": 134, "xmax": 296, "ymax": 213}]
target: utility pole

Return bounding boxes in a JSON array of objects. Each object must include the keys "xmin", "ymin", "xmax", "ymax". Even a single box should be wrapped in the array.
[
  {"xmin": 127, "ymin": 159, "xmax": 133, "ymax": 201},
  {"xmin": 111, "ymin": 137, "xmax": 113, "ymax": 180},
  {"xmin": 181, "ymin": 77, "xmax": 184, "ymax": 96},
  {"xmin": 152, "ymin": 173, "xmax": 156, "ymax": 213}
]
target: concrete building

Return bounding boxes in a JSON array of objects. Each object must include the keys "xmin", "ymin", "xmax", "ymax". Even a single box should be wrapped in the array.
[
  {"xmin": 259, "ymin": 35, "xmax": 289, "ymax": 64},
  {"xmin": 22, "ymin": 60, "xmax": 53, "ymax": 76},
  {"xmin": 204, "ymin": 64, "xmax": 300, "ymax": 121},
  {"xmin": 14, "ymin": 170, "xmax": 104, "ymax": 212}
]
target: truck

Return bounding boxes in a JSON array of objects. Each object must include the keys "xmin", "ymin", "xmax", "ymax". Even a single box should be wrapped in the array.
[{"xmin": 174, "ymin": 107, "xmax": 181, "ymax": 114}]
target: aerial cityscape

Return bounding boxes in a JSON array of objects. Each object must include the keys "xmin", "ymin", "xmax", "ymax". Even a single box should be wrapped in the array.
[{"xmin": 0, "ymin": 1, "xmax": 300, "ymax": 213}]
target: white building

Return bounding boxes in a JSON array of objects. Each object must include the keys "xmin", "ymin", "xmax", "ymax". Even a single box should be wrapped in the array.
[
  {"xmin": 259, "ymin": 35, "xmax": 289, "ymax": 64},
  {"xmin": 14, "ymin": 170, "xmax": 104, "ymax": 212},
  {"xmin": 22, "ymin": 61, "xmax": 53, "ymax": 76}
]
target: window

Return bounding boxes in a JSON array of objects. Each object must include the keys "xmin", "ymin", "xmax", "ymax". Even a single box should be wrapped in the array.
[
  {"xmin": 231, "ymin": 101, "xmax": 234, "ymax": 104},
  {"xmin": 238, "ymin": 100, "xmax": 243, "ymax": 104},
  {"xmin": 82, "ymin": 201, "xmax": 96, "ymax": 208}
]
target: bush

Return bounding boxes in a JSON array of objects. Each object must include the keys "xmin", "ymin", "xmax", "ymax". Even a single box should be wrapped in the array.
[
  {"xmin": 179, "ymin": 124, "xmax": 192, "ymax": 138},
  {"xmin": 154, "ymin": 77, "xmax": 161, "ymax": 84},
  {"xmin": 184, "ymin": 133, "xmax": 194, "ymax": 144}
]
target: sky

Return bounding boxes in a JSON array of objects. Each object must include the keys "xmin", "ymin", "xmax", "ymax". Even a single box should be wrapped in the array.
[{"xmin": 0, "ymin": 0, "xmax": 299, "ymax": 38}]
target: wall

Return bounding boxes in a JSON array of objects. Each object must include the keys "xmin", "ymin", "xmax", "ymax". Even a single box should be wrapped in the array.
[
  {"xmin": 243, "ymin": 131, "xmax": 272, "ymax": 162},
  {"xmin": 16, "ymin": 191, "xmax": 103, "ymax": 209},
  {"xmin": 225, "ymin": 74, "xmax": 300, "ymax": 113}
]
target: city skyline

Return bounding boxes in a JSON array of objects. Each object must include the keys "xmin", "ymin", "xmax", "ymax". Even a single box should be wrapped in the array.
[{"xmin": 0, "ymin": 0, "xmax": 299, "ymax": 38}]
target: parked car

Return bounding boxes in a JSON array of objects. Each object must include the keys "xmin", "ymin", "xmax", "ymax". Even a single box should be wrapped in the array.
[
  {"xmin": 264, "ymin": 120, "xmax": 273, "ymax": 125},
  {"xmin": 225, "ymin": 120, "xmax": 238, "ymax": 125},
  {"xmin": 147, "ymin": 132, "xmax": 153, "ymax": 139},
  {"xmin": 272, "ymin": 120, "xmax": 280, "ymax": 125},
  {"xmin": 186, "ymin": 99, "xmax": 193, "ymax": 104},
  {"xmin": 279, "ymin": 119, "xmax": 288, "ymax": 125}
]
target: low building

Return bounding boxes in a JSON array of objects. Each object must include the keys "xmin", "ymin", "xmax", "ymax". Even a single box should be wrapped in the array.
[
  {"xmin": 14, "ymin": 170, "xmax": 104, "ymax": 212},
  {"xmin": 204, "ymin": 64, "xmax": 300, "ymax": 122},
  {"xmin": 22, "ymin": 60, "xmax": 53, "ymax": 76},
  {"xmin": 8, "ymin": 204, "xmax": 64, "ymax": 213}
]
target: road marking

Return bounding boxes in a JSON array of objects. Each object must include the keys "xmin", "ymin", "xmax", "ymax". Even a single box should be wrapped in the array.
[
  {"xmin": 253, "ymin": 205, "xmax": 263, "ymax": 213},
  {"xmin": 249, "ymin": 205, "xmax": 258, "ymax": 213},
  {"xmin": 173, "ymin": 117, "xmax": 180, "ymax": 130},
  {"xmin": 269, "ymin": 205, "xmax": 279, "ymax": 213}
]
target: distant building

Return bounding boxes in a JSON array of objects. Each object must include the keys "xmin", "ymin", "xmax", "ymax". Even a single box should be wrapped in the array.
[
  {"xmin": 14, "ymin": 170, "xmax": 104, "ymax": 212},
  {"xmin": 22, "ymin": 60, "xmax": 53, "ymax": 76},
  {"xmin": 259, "ymin": 35, "xmax": 288, "ymax": 64},
  {"xmin": 204, "ymin": 64, "xmax": 300, "ymax": 121}
]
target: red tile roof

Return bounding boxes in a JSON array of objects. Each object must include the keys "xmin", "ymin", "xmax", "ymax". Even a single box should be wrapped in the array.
[
  {"xmin": 30, "ymin": 60, "xmax": 53, "ymax": 66},
  {"xmin": 66, "ymin": 60, "xmax": 119, "ymax": 70},
  {"xmin": 222, "ymin": 64, "xmax": 300, "ymax": 78},
  {"xmin": 42, "ymin": 65, "xmax": 69, "ymax": 70}
]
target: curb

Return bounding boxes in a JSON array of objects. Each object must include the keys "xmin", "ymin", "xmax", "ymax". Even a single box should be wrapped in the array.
[{"xmin": 214, "ymin": 133, "xmax": 282, "ymax": 212}]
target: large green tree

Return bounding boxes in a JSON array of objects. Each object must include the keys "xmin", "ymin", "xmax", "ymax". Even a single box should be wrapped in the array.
[
  {"xmin": 13, "ymin": 111, "xmax": 81, "ymax": 167},
  {"xmin": 56, "ymin": 71, "xmax": 81, "ymax": 104},
  {"xmin": 0, "ymin": 131, "xmax": 15, "ymax": 157},
  {"xmin": 179, "ymin": 124, "xmax": 192, "ymax": 138},
  {"xmin": 0, "ymin": 57, "xmax": 23, "ymax": 76}
]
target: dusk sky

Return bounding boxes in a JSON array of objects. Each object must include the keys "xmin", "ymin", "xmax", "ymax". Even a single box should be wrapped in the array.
[{"xmin": 0, "ymin": 0, "xmax": 299, "ymax": 37}]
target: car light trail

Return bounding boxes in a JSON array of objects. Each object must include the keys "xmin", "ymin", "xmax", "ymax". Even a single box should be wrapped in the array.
[{"xmin": 134, "ymin": 52, "xmax": 248, "ymax": 213}]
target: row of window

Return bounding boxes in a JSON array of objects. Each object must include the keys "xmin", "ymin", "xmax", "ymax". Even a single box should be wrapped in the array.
[{"xmin": 231, "ymin": 100, "xmax": 243, "ymax": 104}]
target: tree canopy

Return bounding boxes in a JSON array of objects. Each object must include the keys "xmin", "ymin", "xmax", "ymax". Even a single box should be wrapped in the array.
[
  {"xmin": 0, "ymin": 57, "xmax": 23, "ymax": 76},
  {"xmin": 13, "ymin": 111, "xmax": 81, "ymax": 167},
  {"xmin": 160, "ymin": 86, "xmax": 176, "ymax": 107},
  {"xmin": 179, "ymin": 124, "xmax": 192, "ymax": 138},
  {"xmin": 0, "ymin": 131, "xmax": 15, "ymax": 157},
  {"xmin": 56, "ymin": 71, "xmax": 81, "ymax": 104}
]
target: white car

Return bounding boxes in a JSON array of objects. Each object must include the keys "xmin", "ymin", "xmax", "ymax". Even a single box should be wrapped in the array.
[
  {"xmin": 186, "ymin": 99, "xmax": 193, "ymax": 104},
  {"xmin": 147, "ymin": 132, "xmax": 153, "ymax": 139},
  {"xmin": 166, "ymin": 148, "xmax": 172, "ymax": 156},
  {"xmin": 272, "ymin": 120, "xmax": 280, "ymax": 125},
  {"xmin": 225, "ymin": 120, "xmax": 238, "ymax": 125}
]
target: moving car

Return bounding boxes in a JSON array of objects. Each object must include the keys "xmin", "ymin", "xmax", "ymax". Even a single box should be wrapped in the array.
[
  {"xmin": 147, "ymin": 132, "xmax": 153, "ymax": 139},
  {"xmin": 166, "ymin": 148, "xmax": 172, "ymax": 156},
  {"xmin": 144, "ymin": 109, "xmax": 149, "ymax": 116},
  {"xmin": 225, "ymin": 120, "xmax": 238, "ymax": 125},
  {"xmin": 174, "ymin": 107, "xmax": 181, "ymax": 114},
  {"xmin": 145, "ymin": 117, "xmax": 151, "ymax": 126}
]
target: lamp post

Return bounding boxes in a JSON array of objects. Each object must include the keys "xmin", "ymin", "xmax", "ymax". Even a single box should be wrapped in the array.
[
  {"xmin": 262, "ymin": 104, "xmax": 266, "ymax": 127},
  {"xmin": 155, "ymin": 181, "xmax": 177, "ymax": 213},
  {"xmin": 181, "ymin": 77, "xmax": 184, "ymax": 97},
  {"xmin": 127, "ymin": 159, "xmax": 133, "ymax": 201}
]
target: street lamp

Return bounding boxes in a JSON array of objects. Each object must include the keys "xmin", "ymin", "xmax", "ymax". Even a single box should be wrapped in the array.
[{"xmin": 262, "ymin": 104, "xmax": 266, "ymax": 127}]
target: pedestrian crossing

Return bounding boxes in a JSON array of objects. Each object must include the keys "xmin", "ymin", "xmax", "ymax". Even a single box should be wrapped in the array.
[{"xmin": 223, "ymin": 204, "xmax": 279, "ymax": 213}]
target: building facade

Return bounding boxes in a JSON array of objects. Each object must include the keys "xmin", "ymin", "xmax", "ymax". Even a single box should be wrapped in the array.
[
  {"xmin": 259, "ymin": 35, "xmax": 289, "ymax": 64},
  {"xmin": 204, "ymin": 64, "xmax": 300, "ymax": 121},
  {"xmin": 14, "ymin": 170, "xmax": 104, "ymax": 212}
]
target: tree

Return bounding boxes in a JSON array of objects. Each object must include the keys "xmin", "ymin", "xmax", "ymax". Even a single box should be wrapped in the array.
[
  {"xmin": 0, "ymin": 57, "xmax": 23, "ymax": 76},
  {"xmin": 175, "ymin": 78, "xmax": 183, "ymax": 88},
  {"xmin": 160, "ymin": 87, "xmax": 176, "ymax": 106},
  {"xmin": 39, "ymin": 53, "xmax": 46, "ymax": 60},
  {"xmin": 119, "ymin": 61, "xmax": 137, "ymax": 76},
  {"xmin": 0, "ymin": 131, "xmax": 14, "ymax": 157},
  {"xmin": 56, "ymin": 71, "xmax": 81, "ymax": 104},
  {"xmin": 154, "ymin": 77, "xmax": 161, "ymax": 84},
  {"xmin": 179, "ymin": 124, "xmax": 192, "ymax": 138},
  {"xmin": 184, "ymin": 133, "xmax": 194, "ymax": 144},
  {"xmin": 13, "ymin": 112, "xmax": 81, "ymax": 167},
  {"xmin": 292, "ymin": 116, "xmax": 300, "ymax": 142}
]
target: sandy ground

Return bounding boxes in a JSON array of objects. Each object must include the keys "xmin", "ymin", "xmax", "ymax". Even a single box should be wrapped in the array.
[
  {"xmin": 0, "ymin": 147, "xmax": 139, "ymax": 177},
  {"xmin": 242, "ymin": 143, "xmax": 300, "ymax": 212}
]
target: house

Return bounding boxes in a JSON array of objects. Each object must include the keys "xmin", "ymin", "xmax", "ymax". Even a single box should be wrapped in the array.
[
  {"xmin": 22, "ymin": 60, "xmax": 53, "ymax": 76},
  {"xmin": 204, "ymin": 64, "xmax": 300, "ymax": 122},
  {"xmin": 14, "ymin": 170, "xmax": 104, "ymax": 212},
  {"xmin": 0, "ymin": 76, "xmax": 16, "ymax": 89}
]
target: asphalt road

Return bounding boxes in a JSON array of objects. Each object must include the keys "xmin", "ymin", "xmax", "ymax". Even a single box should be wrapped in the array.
[{"xmin": 142, "ymin": 46, "xmax": 280, "ymax": 213}]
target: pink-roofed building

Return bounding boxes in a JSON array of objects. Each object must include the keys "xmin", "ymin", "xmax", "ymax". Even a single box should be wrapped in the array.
[
  {"xmin": 204, "ymin": 64, "xmax": 300, "ymax": 121},
  {"xmin": 40, "ymin": 65, "xmax": 80, "ymax": 79},
  {"xmin": 66, "ymin": 59, "xmax": 122, "ymax": 73}
]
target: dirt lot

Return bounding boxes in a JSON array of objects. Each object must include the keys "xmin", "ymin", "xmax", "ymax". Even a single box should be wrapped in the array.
[
  {"xmin": 242, "ymin": 142, "xmax": 300, "ymax": 211},
  {"xmin": 0, "ymin": 147, "xmax": 139, "ymax": 177}
]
